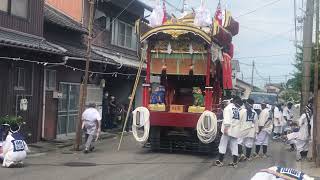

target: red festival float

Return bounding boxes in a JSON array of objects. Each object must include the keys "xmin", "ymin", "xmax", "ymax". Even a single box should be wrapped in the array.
[{"xmin": 132, "ymin": 1, "xmax": 239, "ymax": 153}]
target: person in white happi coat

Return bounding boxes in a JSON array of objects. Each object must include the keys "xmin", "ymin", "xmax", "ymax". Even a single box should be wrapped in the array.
[
  {"xmin": 215, "ymin": 96, "xmax": 243, "ymax": 168},
  {"xmin": 82, "ymin": 103, "xmax": 102, "ymax": 153},
  {"xmin": 251, "ymin": 166, "xmax": 314, "ymax": 180},
  {"xmin": 254, "ymin": 103, "xmax": 273, "ymax": 158},
  {"xmin": 287, "ymin": 105, "xmax": 313, "ymax": 161},
  {"xmin": 2, "ymin": 123, "xmax": 29, "ymax": 168},
  {"xmin": 273, "ymin": 105, "xmax": 284, "ymax": 139},
  {"xmin": 238, "ymin": 99, "xmax": 258, "ymax": 161}
]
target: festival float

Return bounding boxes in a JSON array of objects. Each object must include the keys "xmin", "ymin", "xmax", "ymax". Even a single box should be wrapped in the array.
[{"xmin": 132, "ymin": 0, "xmax": 239, "ymax": 153}]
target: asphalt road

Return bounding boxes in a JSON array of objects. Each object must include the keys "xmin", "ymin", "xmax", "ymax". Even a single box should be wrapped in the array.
[{"xmin": 0, "ymin": 135, "xmax": 298, "ymax": 180}]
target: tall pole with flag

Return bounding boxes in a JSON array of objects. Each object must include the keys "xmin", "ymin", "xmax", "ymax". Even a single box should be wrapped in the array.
[
  {"xmin": 162, "ymin": 0, "xmax": 167, "ymax": 24},
  {"xmin": 214, "ymin": 0, "xmax": 222, "ymax": 25}
]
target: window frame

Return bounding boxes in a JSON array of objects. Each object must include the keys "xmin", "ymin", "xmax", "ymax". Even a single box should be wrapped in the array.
[
  {"xmin": 0, "ymin": 0, "xmax": 29, "ymax": 19},
  {"xmin": 45, "ymin": 69, "xmax": 57, "ymax": 91},
  {"xmin": 111, "ymin": 19, "xmax": 137, "ymax": 50},
  {"xmin": 14, "ymin": 67, "xmax": 26, "ymax": 91},
  {"xmin": 94, "ymin": 10, "xmax": 111, "ymax": 31}
]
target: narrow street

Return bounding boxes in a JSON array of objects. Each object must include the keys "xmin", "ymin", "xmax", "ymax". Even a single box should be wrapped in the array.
[{"xmin": 0, "ymin": 135, "xmax": 299, "ymax": 180}]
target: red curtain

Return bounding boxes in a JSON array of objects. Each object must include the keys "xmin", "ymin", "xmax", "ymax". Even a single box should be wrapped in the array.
[{"xmin": 222, "ymin": 53, "xmax": 233, "ymax": 89}]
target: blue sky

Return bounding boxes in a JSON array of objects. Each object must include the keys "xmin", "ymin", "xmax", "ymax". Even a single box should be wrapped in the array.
[{"xmin": 141, "ymin": 0, "xmax": 301, "ymax": 88}]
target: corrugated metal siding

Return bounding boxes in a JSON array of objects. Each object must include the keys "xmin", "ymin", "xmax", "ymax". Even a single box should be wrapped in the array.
[{"xmin": 0, "ymin": 0, "xmax": 44, "ymax": 37}]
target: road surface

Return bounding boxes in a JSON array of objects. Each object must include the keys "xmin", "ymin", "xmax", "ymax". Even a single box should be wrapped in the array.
[{"xmin": 0, "ymin": 135, "xmax": 298, "ymax": 180}]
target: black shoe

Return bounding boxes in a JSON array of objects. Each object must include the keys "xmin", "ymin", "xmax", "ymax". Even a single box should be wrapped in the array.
[
  {"xmin": 83, "ymin": 148, "xmax": 89, "ymax": 154},
  {"xmin": 228, "ymin": 162, "xmax": 238, "ymax": 168},
  {"xmin": 214, "ymin": 160, "xmax": 223, "ymax": 167},
  {"xmin": 89, "ymin": 146, "xmax": 95, "ymax": 152}
]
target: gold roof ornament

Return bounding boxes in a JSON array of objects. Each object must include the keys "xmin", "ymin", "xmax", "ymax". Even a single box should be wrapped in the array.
[{"xmin": 138, "ymin": 7, "xmax": 239, "ymax": 47}]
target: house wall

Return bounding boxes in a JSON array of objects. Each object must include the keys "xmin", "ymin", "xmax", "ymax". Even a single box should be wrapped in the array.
[
  {"xmin": 0, "ymin": 58, "xmax": 43, "ymax": 143},
  {"xmin": 0, "ymin": 0, "xmax": 44, "ymax": 36},
  {"xmin": 46, "ymin": 0, "xmax": 83, "ymax": 23},
  {"xmin": 43, "ymin": 66, "xmax": 83, "ymax": 140},
  {"xmin": 89, "ymin": 2, "xmax": 141, "ymax": 58}
]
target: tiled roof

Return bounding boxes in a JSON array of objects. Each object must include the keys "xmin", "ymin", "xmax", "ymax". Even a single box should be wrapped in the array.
[
  {"xmin": 44, "ymin": 5, "xmax": 87, "ymax": 34},
  {"xmin": 92, "ymin": 46, "xmax": 145, "ymax": 69},
  {"xmin": 50, "ymin": 41, "xmax": 118, "ymax": 65},
  {"xmin": 0, "ymin": 28, "xmax": 64, "ymax": 54}
]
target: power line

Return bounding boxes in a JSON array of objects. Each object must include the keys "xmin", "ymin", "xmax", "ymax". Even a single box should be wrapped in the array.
[
  {"xmin": 254, "ymin": 28, "xmax": 295, "ymax": 45},
  {"xmin": 236, "ymin": 0, "xmax": 283, "ymax": 18},
  {"xmin": 254, "ymin": 66, "xmax": 269, "ymax": 82},
  {"xmin": 242, "ymin": 19, "xmax": 294, "ymax": 26},
  {"xmin": 163, "ymin": 0, "xmax": 183, "ymax": 13},
  {"xmin": 235, "ymin": 53, "xmax": 292, "ymax": 59},
  {"xmin": 240, "ymin": 25, "xmax": 293, "ymax": 41},
  {"xmin": 93, "ymin": 0, "xmax": 137, "ymax": 41},
  {"xmin": 239, "ymin": 62, "xmax": 294, "ymax": 66}
]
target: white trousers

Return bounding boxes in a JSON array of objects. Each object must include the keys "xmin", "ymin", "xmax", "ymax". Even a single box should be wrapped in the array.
[
  {"xmin": 296, "ymin": 139, "xmax": 309, "ymax": 152},
  {"xmin": 273, "ymin": 126, "xmax": 282, "ymax": 134},
  {"xmin": 256, "ymin": 131, "xmax": 270, "ymax": 146},
  {"xmin": 2, "ymin": 151, "xmax": 26, "ymax": 167},
  {"xmin": 218, "ymin": 134, "xmax": 238, "ymax": 156},
  {"xmin": 296, "ymin": 139, "xmax": 309, "ymax": 160},
  {"xmin": 238, "ymin": 137, "xmax": 255, "ymax": 148}
]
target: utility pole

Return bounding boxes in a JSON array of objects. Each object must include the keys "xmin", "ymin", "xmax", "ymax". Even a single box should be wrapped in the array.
[
  {"xmin": 294, "ymin": 0, "xmax": 298, "ymax": 53},
  {"xmin": 314, "ymin": 0, "xmax": 320, "ymax": 167},
  {"xmin": 251, "ymin": 61, "xmax": 254, "ymax": 90},
  {"xmin": 269, "ymin": 75, "xmax": 271, "ymax": 84},
  {"xmin": 74, "ymin": 0, "xmax": 95, "ymax": 151},
  {"xmin": 301, "ymin": 0, "xmax": 314, "ymax": 110},
  {"xmin": 182, "ymin": 0, "xmax": 186, "ymax": 12}
]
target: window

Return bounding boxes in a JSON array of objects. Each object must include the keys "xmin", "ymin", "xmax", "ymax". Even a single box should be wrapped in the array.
[
  {"xmin": 45, "ymin": 69, "xmax": 56, "ymax": 91},
  {"xmin": 11, "ymin": 0, "xmax": 28, "ymax": 18},
  {"xmin": 94, "ymin": 10, "xmax": 110, "ymax": 31},
  {"xmin": 0, "ymin": 0, "xmax": 28, "ymax": 19},
  {"xmin": 14, "ymin": 67, "xmax": 25, "ymax": 90},
  {"xmin": 0, "ymin": 0, "xmax": 8, "ymax": 12},
  {"xmin": 112, "ymin": 19, "xmax": 137, "ymax": 50}
]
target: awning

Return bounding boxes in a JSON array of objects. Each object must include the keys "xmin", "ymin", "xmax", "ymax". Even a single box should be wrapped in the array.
[
  {"xmin": 92, "ymin": 46, "xmax": 146, "ymax": 69},
  {"xmin": 0, "ymin": 27, "xmax": 64, "ymax": 54}
]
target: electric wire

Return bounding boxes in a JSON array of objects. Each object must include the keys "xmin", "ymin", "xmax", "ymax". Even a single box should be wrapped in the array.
[
  {"xmin": 236, "ymin": 0, "xmax": 283, "ymax": 18},
  {"xmin": 93, "ymin": 0, "xmax": 137, "ymax": 41}
]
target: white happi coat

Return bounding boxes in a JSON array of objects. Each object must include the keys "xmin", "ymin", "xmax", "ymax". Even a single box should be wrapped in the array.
[
  {"xmin": 239, "ymin": 108, "xmax": 258, "ymax": 138},
  {"xmin": 297, "ymin": 113, "xmax": 311, "ymax": 141},
  {"xmin": 2, "ymin": 132, "xmax": 29, "ymax": 167},
  {"xmin": 251, "ymin": 166, "xmax": 313, "ymax": 180},
  {"xmin": 257, "ymin": 108, "xmax": 273, "ymax": 135},
  {"xmin": 273, "ymin": 107, "xmax": 285, "ymax": 126},
  {"xmin": 221, "ymin": 103, "xmax": 241, "ymax": 138},
  {"xmin": 283, "ymin": 106, "xmax": 293, "ymax": 121}
]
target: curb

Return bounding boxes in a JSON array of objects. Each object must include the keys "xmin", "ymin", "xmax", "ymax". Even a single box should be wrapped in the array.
[{"xmin": 28, "ymin": 133, "xmax": 121, "ymax": 155}]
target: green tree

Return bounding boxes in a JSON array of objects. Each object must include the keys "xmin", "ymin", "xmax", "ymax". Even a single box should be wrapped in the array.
[{"xmin": 286, "ymin": 45, "xmax": 319, "ymax": 93}]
